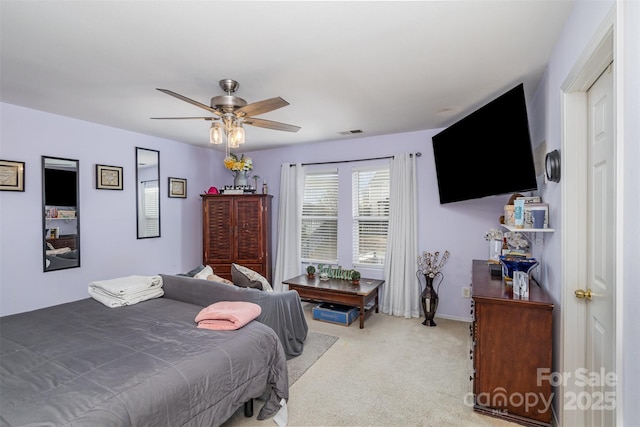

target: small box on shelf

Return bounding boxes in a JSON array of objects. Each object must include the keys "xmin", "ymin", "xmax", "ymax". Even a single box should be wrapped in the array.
[{"xmin": 523, "ymin": 203, "xmax": 549, "ymax": 229}]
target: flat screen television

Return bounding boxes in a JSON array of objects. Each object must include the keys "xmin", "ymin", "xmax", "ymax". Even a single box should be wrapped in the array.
[
  {"xmin": 44, "ymin": 168, "xmax": 77, "ymax": 207},
  {"xmin": 431, "ymin": 83, "xmax": 538, "ymax": 204}
]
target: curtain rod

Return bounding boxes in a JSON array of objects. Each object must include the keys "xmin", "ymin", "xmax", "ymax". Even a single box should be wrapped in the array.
[{"xmin": 290, "ymin": 152, "xmax": 421, "ymax": 167}]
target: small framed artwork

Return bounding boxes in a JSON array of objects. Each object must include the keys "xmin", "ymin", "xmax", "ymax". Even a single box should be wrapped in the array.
[
  {"xmin": 0, "ymin": 159, "xmax": 25, "ymax": 192},
  {"xmin": 96, "ymin": 164, "xmax": 123, "ymax": 190},
  {"xmin": 168, "ymin": 177, "xmax": 187, "ymax": 198}
]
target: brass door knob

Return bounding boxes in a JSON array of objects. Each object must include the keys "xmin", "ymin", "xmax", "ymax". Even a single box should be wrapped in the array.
[{"xmin": 575, "ymin": 288, "xmax": 593, "ymax": 300}]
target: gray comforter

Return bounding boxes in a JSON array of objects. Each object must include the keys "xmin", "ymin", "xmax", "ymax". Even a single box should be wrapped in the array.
[
  {"xmin": 0, "ymin": 290, "xmax": 289, "ymax": 426},
  {"xmin": 160, "ymin": 274, "xmax": 309, "ymax": 359}
]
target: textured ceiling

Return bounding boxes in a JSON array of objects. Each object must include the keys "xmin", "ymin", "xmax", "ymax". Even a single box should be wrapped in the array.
[{"xmin": 0, "ymin": 1, "xmax": 574, "ymax": 152}]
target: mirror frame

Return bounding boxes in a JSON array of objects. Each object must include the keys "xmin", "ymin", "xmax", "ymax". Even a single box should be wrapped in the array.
[
  {"xmin": 135, "ymin": 147, "xmax": 161, "ymax": 239},
  {"xmin": 42, "ymin": 156, "xmax": 81, "ymax": 272}
]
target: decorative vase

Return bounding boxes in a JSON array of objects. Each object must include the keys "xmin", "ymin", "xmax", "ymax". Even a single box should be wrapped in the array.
[
  {"xmin": 233, "ymin": 170, "xmax": 249, "ymax": 187},
  {"xmin": 418, "ymin": 272, "xmax": 442, "ymax": 327}
]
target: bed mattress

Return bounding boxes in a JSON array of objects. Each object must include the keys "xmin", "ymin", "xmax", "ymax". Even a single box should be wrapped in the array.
[{"xmin": 0, "ymin": 297, "xmax": 288, "ymax": 426}]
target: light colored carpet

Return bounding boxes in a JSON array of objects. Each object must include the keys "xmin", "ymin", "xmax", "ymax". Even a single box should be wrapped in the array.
[
  {"xmin": 288, "ymin": 331, "xmax": 339, "ymax": 386},
  {"xmin": 223, "ymin": 303, "xmax": 518, "ymax": 427}
]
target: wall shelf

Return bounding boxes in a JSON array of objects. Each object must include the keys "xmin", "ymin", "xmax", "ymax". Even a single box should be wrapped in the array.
[
  {"xmin": 501, "ymin": 225, "xmax": 554, "ymax": 233},
  {"xmin": 501, "ymin": 224, "xmax": 554, "ymax": 245}
]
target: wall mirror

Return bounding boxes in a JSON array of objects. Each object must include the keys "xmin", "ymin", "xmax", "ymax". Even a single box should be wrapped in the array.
[
  {"xmin": 136, "ymin": 147, "xmax": 160, "ymax": 239},
  {"xmin": 42, "ymin": 156, "xmax": 80, "ymax": 272}
]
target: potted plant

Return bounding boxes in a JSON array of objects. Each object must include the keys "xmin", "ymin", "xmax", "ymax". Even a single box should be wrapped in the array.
[
  {"xmin": 306, "ymin": 265, "xmax": 316, "ymax": 279},
  {"xmin": 351, "ymin": 270, "xmax": 361, "ymax": 285}
]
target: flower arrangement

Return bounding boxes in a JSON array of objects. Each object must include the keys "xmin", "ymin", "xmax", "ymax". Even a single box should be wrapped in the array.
[
  {"xmin": 417, "ymin": 250, "xmax": 451, "ymax": 278},
  {"xmin": 506, "ymin": 231, "xmax": 529, "ymax": 250},
  {"xmin": 484, "ymin": 228, "xmax": 503, "ymax": 241},
  {"xmin": 223, "ymin": 153, "xmax": 253, "ymax": 172}
]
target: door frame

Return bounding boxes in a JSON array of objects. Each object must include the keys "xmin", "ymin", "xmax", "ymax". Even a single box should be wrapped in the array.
[{"xmin": 560, "ymin": 7, "xmax": 617, "ymax": 427}]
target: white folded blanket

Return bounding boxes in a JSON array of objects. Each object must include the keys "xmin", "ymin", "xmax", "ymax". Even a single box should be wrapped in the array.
[
  {"xmin": 46, "ymin": 247, "xmax": 71, "ymax": 256},
  {"xmin": 90, "ymin": 275, "xmax": 162, "ymax": 295},
  {"xmin": 88, "ymin": 275, "xmax": 164, "ymax": 308}
]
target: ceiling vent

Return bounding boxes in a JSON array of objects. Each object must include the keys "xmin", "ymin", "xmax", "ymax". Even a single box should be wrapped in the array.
[{"xmin": 338, "ymin": 129, "xmax": 364, "ymax": 135}]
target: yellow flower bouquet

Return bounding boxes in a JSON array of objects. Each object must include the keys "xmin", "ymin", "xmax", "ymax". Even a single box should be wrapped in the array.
[{"xmin": 224, "ymin": 153, "xmax": 253, "ymax": 171}]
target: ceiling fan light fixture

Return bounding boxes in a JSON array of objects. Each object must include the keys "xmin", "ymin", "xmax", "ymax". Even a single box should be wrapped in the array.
[
  {"xmin": 155, "ymin": 78, "xmax": 300, "ymax": 150},
  {"xmin": 228, "ymin": 132, "xmax": 240, "ymax": 148},
  {"xmin": 232, "ymin": 124, "xmax": 245, "ymax": 145},
  {"xmin": 210, "ymin": 123, "xmax": 222, "ymax": 144}
]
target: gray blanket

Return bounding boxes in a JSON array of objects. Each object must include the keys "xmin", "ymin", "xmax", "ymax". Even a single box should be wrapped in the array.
[
  {"xmin": 0, "ymin": 295, "xmax": 288, "ymax": 426},
  {"xmin": 160, "ymin": 274, "xmax": 309, "ymax": 359}
]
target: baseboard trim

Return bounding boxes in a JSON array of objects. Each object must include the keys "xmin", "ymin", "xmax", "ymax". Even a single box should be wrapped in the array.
[{"xmin": 435, "ymin": 313, "xmax": 472, "ymax": 323}]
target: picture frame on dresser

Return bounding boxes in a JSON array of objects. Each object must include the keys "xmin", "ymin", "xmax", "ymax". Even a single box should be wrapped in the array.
[
  {"xmin": 168, "ymin": 177, "xmax": 187, "ymax": 198},
  {"xmin": 0, "ymin": 159, "xmax": 25, "ymax": 192},
  {"xmin": 96, "ymin": 164, "xmax": 123, "ymax": 190}
]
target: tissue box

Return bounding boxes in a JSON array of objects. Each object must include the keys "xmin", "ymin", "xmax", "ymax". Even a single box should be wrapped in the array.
[{"xmin": 312, "ymin": 303, "xmax": 359, "ymax": 326}]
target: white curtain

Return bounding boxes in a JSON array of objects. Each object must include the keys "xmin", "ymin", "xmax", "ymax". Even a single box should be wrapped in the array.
[
  {"xmin": 381, "ymin": 153, "xmax": 419, "ymax": 318},
  {"xmin": 273, "ymin": 163, "xmax": 305, "ymax": 292}
]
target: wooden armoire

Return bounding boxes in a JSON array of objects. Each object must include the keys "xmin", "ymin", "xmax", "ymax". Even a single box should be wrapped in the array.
[{"xmin": 201, "ymin": 194, "xmax": 272, "ymax": 283}]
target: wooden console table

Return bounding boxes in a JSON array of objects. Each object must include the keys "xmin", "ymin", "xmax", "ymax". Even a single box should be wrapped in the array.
[{"xmin": 282, "ymin": 274, "xmax": 384, "ymax": 329}]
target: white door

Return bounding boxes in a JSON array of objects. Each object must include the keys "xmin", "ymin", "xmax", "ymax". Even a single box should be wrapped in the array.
[
  {"xmin": 580, "ymin": 62, "xmax": 616, "ymax": 427},
  {"xmin": 561, "ymin": 21, "xmax": 616, "ymax": 427}
]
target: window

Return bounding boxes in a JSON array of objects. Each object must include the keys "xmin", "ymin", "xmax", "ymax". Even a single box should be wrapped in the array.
[
  {"xmin": 301, "ymin": 171, "xmax": 338, "ymax": 263},
  {"xmin": 142, "ymin": 180, "xmax": 159, "ymax": 235},
  {"xmin": 352, "ymin": 168, "xmax": 390, "ymax": 266}
]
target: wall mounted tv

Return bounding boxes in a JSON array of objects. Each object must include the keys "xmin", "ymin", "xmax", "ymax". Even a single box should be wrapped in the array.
[
  {"xmin": 431, "ymin": 83, "xmax": 538, "ymax": 204},
  {"xmin": 44, "ymin": 168, "xmax": 77, "ymax": 207}
]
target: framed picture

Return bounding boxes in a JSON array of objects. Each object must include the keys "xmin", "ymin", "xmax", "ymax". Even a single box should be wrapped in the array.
[
  {"xmin": 96, "ymin": 164, "xmax": 123, "ymax": 190},
  {"xmin": 0, "ymin": 159, "xmax": 25, "ymax": 192},
  {"xmin": 168, "ymin": 177, "xmax": 187, "ymax": 198}
]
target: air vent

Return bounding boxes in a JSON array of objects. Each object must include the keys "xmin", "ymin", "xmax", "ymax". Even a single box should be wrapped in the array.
[{"xmin": 338, "ymin": 129, "xmax": 364, "ymax": 135}]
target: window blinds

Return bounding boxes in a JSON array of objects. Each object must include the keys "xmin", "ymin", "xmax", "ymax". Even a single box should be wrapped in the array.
[
  {"xmin": 301, "ymin": 172, "xmax": 338, "ymax": 263},
  {"xmin": 352, "ymin": 168, "xmax": 390, "ymax": 266}
]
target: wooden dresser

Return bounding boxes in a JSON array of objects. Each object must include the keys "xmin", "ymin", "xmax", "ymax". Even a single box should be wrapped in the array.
[
  {"xmin": 471, "ymin": 259, "xmax": 554, "ymax": 427},
  {"xmin": 201, "ymin": 194, "xmax": 272, "ymax": 283}
]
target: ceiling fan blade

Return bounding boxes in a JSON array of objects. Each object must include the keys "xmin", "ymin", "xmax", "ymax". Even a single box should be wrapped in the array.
[
  {"xmin": 156, "ymin": 88, "xmax": 222, "ymax": 116},
  {"xmin": 244, "ymin": 117, "xmax": 301, "ymax": 132},
  {"xmin": 236, "ymin": 97, "xmax": 289, "ymax": 117},
  {"xmin": 150, "ymin": 117, "xmax": 219, "ymax": 120}
]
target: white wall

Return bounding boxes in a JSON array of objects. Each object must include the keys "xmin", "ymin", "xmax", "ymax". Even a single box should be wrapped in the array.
[
  {"xmin": 0, "ymin": 103, "xmax": 222, "ymax": 316},
  {"xmin": 619, "ymin": 0, "xmax": 640, "ymax": 422}
]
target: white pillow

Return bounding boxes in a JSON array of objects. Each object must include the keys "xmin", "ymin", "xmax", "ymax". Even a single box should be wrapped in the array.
[
  {"xmin": 194, "ymin": 265, "xmax": 214, "ymax": 280},
  {"xmin": 231, "ymin": 263, "xmax": 274, "ymax": 292}
]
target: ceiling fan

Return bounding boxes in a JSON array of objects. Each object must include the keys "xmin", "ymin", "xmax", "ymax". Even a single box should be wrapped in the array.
[{"xmin": 152, "ymin": 79, "xmax": 300, "ymax": 148}]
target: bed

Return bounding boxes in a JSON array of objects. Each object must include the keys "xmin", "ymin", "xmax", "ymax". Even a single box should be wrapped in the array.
[
  {"xmin": 0, "ymin": 274, "xmax": 299, "ymax": 426},
  {"xmin": 45, "ymin": 249, "xmax": 79, "ymax": 270}
]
